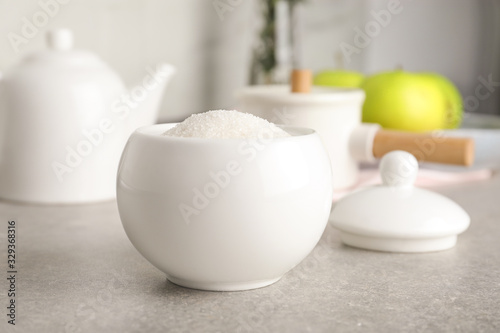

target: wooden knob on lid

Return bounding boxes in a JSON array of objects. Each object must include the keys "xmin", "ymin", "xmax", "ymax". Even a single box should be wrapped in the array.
[{"xmin": 291, "ymin": 69, "xmax": 312, "ymax": 93}]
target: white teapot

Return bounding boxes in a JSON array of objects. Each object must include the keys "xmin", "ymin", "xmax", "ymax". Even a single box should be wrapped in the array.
[{"xmin": 0, "ymin": 29, "xmax": 175, "ymax": 203}]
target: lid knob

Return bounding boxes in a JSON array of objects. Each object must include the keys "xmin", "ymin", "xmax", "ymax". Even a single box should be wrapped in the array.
[
  {"xmin": 47, "ymin": 29, "xmax": 73, "ymax": 51},
  {"xmin": 380, "ymin": 150, "xmax": 418, "ymax": 187}
]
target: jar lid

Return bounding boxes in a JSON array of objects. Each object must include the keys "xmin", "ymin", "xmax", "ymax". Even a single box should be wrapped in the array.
[
  {"xmin": 330, "ymin": 151, "xmax": 470, "ymax": 253},
  {"xmin": 236, "ymin": 85, "xmax": 365, "ymax": 105}
]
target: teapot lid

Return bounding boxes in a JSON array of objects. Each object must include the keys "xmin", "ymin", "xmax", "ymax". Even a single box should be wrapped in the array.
[
  {"xmin": 22, "ymin": 29, "xmax": 103, "ymax": 66},
  {"xmin": 330, "ymin": 151, "xmax": 470, "ymax": 253},
  {"xmin": 46, "ymin": 28, "xmax": 74, "ymax": 51}
]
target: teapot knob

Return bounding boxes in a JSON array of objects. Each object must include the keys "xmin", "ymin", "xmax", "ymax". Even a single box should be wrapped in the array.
[
  {"xmin": 47, "ymin": 29, "xmax": 73, "ymax": 51},
  {"xmin": 380, "ymin": 150, "xmax": 418, "ymax": 188}
]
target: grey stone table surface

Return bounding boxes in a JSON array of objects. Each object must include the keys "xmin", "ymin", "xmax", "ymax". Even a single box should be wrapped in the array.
[{"xmin": 1, "ymin": 173, "xmax": 500, "ymax": 333}]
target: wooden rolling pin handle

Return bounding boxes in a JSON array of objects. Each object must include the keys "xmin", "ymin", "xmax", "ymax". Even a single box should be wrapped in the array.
[
  {"xmin": 372, "ymin": 129, "xmax": 475, "ymax": 166},
  {"xmin": 291, "ymin": 69, "xmax": 312, "ymax": 93}
]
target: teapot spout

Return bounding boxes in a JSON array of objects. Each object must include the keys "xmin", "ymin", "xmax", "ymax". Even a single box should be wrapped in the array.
[{"xmin": 126, "ymin": 63, "xmax": 175, "ymax": 132}]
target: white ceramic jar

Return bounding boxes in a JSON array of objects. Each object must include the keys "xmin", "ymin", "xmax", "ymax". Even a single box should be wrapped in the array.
[
  {"xmin": 117, "ymin": 123, "xmax": 333, "ymax": 291},
  {"xmin": 236, "ymin": 85, "xmax": 367, "ymax": 190}
]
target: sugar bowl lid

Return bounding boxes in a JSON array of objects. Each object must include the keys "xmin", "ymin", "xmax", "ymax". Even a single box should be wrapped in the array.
[{"xmin": 330, "ymin": 151, "xmax": 470, "ymax": 253}]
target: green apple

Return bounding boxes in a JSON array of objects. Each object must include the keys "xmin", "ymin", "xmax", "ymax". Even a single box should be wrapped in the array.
[
  {"xmin": 313, "ymin": 70, "xmax": 365, "ymax": 88},
  {"xmin": 362, "ymin": 71, "xmax": 452, "ymax": 132},
  {"xmin": 422, "ymin": 73, "xmax": 463, "ymax": 129}
]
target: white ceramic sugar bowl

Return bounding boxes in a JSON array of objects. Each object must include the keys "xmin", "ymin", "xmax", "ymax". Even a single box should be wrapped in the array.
[
  {"xmin": 117, "ymin": 124, "xmax": 333, "ymax": 291},
  {"xmin": 331, "ymin": 151, "xmax": 470, "ymax": 253}
]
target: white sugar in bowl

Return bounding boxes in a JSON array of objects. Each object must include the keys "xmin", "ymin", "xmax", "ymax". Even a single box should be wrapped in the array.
[{"xmin": 117, "ymin": 123, "xmax": 333, "ymax": 291}]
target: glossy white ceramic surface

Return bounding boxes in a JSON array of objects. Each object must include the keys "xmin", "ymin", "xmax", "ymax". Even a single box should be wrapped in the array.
[
  {"xmin": 236, "ymin": 85, "xmax": 367, "ymax": 190},
  {"xmin": 0, "ymin": 30, "xmax": 174, "ymax": 203},
  {"xmin": 331, "ymin": 151, "xmax": 470, "ymax": 253},
  {"xmin": 117, "ymin": 124, "xmax": 333, "ymax": 291}
]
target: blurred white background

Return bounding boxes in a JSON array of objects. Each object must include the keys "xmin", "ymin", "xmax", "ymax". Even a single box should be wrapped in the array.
[{"xmin": 0, "ymin": 0, "xmax": 498, "ymax": 121}]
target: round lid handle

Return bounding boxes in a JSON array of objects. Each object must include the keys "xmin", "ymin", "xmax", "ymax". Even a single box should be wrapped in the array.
[
  {"xmin": 380, "ymin": 150, "xmax": 418, "ymax": 188},
  {"xmin": 47, "ymin": 29, "xmax": 73, "ymax": 51}
]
